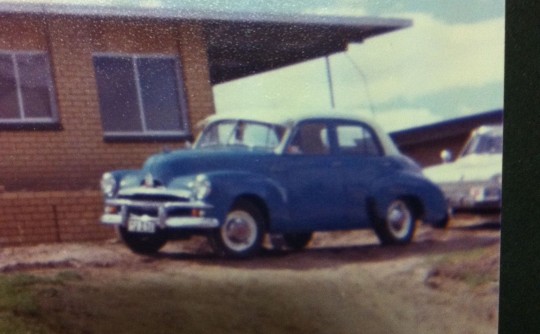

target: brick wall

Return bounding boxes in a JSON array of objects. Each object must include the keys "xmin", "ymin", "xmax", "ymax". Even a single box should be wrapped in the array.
[
  {"xmin": 0, "ymin": 14, "xmax": 216, "ymax": 245},
  {"xmin": 0, "ymin": 14, "xmax": 216, "ymax": 192},
  {"xmin": 0, "ymin": 190, "xmax": 113, "ymax": 246}
]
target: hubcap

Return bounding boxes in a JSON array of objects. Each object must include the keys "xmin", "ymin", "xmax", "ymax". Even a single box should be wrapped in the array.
[
  {"xmin": 386, "ymin": 201, "xmax": 412, "ymax": 239},
  {"xmin": 221, "ymin": 210, "xmax": 258, "ymax": 252}
]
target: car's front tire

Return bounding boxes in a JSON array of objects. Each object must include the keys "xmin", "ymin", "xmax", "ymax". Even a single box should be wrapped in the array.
[
  {"xmin": 117, "ymin": 226, "xmax": 167, "ymax": 255},
  {"xmin": 373, "ymin": 199, "xmax": 417, "ymax": 245},
  {"xmin": 209, "ymin": 200, "xmax": 265, "ymax": 259}
]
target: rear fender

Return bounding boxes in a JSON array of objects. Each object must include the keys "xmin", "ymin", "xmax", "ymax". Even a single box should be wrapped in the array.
[{"xmin": 369, "ymin": 171, "xmax": 448, "ymax": 225}]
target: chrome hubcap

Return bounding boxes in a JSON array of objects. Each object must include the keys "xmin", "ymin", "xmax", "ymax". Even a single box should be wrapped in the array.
[
  {"xmin": 226, "ymin": 218, "xmax": 251, "ymax": 243},
  {"xmin": 222, "ymin": 210, "xmax": 257, "ymax": 252},
  {"xmin": 386, "ymin": 201, "xmax": 412, "ymax": 239}
]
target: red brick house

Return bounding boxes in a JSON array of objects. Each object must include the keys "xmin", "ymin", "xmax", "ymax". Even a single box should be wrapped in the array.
[{"xmin": 0, "ymin": 3, "xmax": 410, "ymax": 245}]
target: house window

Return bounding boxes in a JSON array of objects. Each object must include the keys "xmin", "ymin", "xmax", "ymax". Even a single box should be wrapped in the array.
[
  {"xmin": 0, "ymin": 51, "xmax": 58, "ymax": 126},
  {"xmin": 93, "ymin": 54, "xmax": 189, "ymax": 140}
]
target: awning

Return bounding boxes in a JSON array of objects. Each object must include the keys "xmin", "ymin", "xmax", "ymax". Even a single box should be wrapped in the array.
[
  {"xmin": 0, "ymin": 2, "xmax": 411, "ymax": 84},
  {"xmin": 201, "ymin": 14, "xmax": 411, "ymax": 84}
]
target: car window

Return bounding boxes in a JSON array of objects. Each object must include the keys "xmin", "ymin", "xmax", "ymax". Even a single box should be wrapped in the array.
[
  {"xmin": 197, "ymin": 120, "xmax": 236, "ymax": 148},
  {"xmin": 461, "ymin": 132, "xmax": 503, "ymax": 157},
  {"xmin": 336, "ymin": 124, "xmax": 381, "ymax": 156},
  {"xmin": 287, "ymin": 122, "xmax": 330, "ymax": 155},
  {"xmin": 240, "ymin": 122, "xmax": 282, "ymax": 148},
  {"xmin": 196, "ymin": 120, "xmax": 285, "ymax": 150}
]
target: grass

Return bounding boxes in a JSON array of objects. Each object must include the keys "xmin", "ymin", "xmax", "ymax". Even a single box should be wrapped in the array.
[
  {"xmin": 425, "ymin": 246, "xmax": 500, "ymax": 288},
  {"xmin": 0, "ymin": 267, "xmax": 406, "ymax": 334},
  {"xmin": 0, "ymin": 248, "xmax": 499, "ymax": 334},
  {"xmin": 0, "ymin": 271, "xmax": 82, "ymax": 334}
]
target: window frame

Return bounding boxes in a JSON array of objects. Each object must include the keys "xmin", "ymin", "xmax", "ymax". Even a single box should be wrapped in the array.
[
  {"xmin": 93, "ymin": 52, "xmax": 191, "ymax": 142},
  {"xmin": 0, "ymin": 50, "xmax": 60, "ymax": 130}
]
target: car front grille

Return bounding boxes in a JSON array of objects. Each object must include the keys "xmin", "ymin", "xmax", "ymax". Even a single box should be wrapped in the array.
[{"xmin": 118, "ymin": 194, "xmax": 189, "ymax": 203}]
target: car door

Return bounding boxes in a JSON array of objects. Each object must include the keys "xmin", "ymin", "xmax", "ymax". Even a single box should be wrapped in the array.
[
  {"xmin": 334, "ymin": 121, "xmax": 395, "ymax": 228},
  {"xmin": 272, "ymin": 120, "xmax": 346, "ymax": 233}
]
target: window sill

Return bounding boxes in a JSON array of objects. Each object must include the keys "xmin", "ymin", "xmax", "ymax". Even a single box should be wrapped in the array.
[
  {"xmin": 103, "ymin": 133, "xmax": 194, "ymax": 143},
  {"xmin": 0, "ymin": 122, "xmax": 63, "ymax": 131}
]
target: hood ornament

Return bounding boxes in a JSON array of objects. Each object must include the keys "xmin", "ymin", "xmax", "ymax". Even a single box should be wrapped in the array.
[{"xmin": 144, "ymin": 173, "xmax": 154, "ymax": 187}]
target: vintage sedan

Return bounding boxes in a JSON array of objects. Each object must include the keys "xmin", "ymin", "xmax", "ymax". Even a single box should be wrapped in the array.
[
  {"xmin": 100, "ymin": 112, "xmax": 449, "ymax": 258},
  {"xmin": 423, "ymin": 125, "xmax": 502, "ymax": 213}
]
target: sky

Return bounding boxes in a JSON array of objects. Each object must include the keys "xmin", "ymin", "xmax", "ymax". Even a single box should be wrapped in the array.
[{"xmin": 207, "ymin": 0, "xmax": 505, "ymax": 132}]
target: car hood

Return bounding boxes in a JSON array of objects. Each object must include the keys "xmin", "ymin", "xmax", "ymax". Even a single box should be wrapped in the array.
[
  {"xmin": 423, "ymin": 154, "xmax": 502, "ymax": 184},
  {"xmin": 136, "ymin": 148, "xmax": 273, "ymax": 187}
]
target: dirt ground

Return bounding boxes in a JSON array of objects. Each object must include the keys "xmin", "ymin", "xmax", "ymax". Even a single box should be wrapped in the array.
[{"xmin": 0, "ymin": 215, "xmax": 500, "ymax": 333}]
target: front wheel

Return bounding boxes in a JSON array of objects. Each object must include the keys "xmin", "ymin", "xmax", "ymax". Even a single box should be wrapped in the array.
[
  {"xmin": 373, "ymin": 199, "xmax": 416, "ymax": 245},
  {"xmin": 209, "ymin": 201, "xmax": 265, "ymax": 259},
  {"xmin": 117, "ymin": 226, "xmax": 167, "ymax": 255}
]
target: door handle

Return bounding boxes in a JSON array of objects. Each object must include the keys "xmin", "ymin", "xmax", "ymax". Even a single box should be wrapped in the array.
[{"xmin": 331, "ymin": 161, "xmax": 342, "ymax": 168}]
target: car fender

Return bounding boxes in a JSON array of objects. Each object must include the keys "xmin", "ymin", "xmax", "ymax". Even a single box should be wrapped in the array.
[
  {"xmin": 369, "ymin": 171, "xmax": 448, "ymax": 225},
  {"xmin": 202, "ymin": 171, "xmax": 290, "ymax": 231}
]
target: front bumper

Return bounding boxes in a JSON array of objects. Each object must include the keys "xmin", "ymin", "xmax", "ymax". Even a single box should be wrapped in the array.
[
  {"xmin": 441, "ymin": 182, "xmax": 501, "ymax": 211},
  {"xmin": 100, "ymin": 198, "xmax": 220, "ymax": 229}
]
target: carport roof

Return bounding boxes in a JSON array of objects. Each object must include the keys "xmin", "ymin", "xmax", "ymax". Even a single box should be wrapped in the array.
[
  {"xmin": 0, "ymin": 2, "xmax": 411, "ymax": 84},
  {"xmin": 390, "ymin": 109, "xmax": 504, "ymax": 147}
]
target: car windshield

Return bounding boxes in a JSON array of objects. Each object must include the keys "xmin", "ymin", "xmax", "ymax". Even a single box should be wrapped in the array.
[
  {"xmin": 460, "ymin": 131, "xmax": 503, "ymax": 157},
  {"xmin": 195, "ymin": 120, "xmax": 286, "ymax": 150}
]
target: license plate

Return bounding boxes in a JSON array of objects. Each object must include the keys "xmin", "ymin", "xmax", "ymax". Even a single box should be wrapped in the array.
[{"xmin": 127, "ymin": 215, "xmax": 156, "ymax": 233}]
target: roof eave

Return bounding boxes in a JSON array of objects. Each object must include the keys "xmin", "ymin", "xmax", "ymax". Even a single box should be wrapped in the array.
[{"xmin": 0, "ymin": 3, "xmax": 411, "ymax": 84}]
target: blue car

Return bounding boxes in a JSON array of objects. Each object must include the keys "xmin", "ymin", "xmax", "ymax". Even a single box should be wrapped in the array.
[{"xmin": 100, "ymin": 112, "xmax": 448, "ymax": 258}]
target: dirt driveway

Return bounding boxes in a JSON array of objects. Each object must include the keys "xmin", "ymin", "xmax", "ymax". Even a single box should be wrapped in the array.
[{"xmin": 0, "ymin": 215, "xmax": 500, "ymax": 334}]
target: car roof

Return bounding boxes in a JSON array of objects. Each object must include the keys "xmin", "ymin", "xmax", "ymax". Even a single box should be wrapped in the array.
[
  {"xmin": 473, "ymin": 124, "xmax": 503, "ymax": 136},
  {"xmin": 202, "ymin": 110, "xmax": 378, "ymax": 127},
  {"xmin": 200, "ymin": 110, "xmax": 401, "ymax": 156}
]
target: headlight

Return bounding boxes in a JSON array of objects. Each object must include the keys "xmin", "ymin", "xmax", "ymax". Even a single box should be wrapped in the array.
[
  {"xmin": 190, "ymin": 174, "xmax": 211, "ymax": 200},
  {"xmin": 469, "ymin": 186, "xmax": 485, "ymax": 201},
  {"xmin": 101, "ymin": 173, "xmax": 117, "ymax": 197}
]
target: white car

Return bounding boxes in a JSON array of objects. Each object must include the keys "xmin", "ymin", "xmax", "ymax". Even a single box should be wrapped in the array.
[{"xmin": 423, "ymin": 125, "xmax": 502, "ymax": 213}]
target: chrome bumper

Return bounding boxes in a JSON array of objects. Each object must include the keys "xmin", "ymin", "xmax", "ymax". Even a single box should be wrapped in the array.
[
  {"xmin": 442, "ymin": 183, "xmax": 501, "ymax": 210},
  {"xmin": 100, "ymin": 198, "xmax": 219, "ymax": 229}
]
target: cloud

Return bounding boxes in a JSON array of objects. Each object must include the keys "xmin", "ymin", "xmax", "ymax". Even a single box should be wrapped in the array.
[
  {"xmin": 344, "ymin": 13, "xmax": 504, "ymax": 103},
  {"xmin": 214, "ymin": 57, "xmax": 335, "ymax": 112},
  {"xmin": 214, "ymin": 10, "xmax": 504, "ymax": 130},
  {"xmin": 302, "ymin": 3, "xmax": 367, "ymax": 17},
  {"xmin": 373, "ymin": 107, "xmax": 444, "ymax": 132}
]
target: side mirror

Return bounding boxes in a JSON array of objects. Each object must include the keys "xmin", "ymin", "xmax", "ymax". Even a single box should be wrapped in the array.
[{"xmin": 440, "ymin": 149, "xmax": 453, "ymax": 163}]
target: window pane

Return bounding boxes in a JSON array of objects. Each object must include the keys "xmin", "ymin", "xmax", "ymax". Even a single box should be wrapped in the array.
[
  {"xmin": 93, "ymin": 56, "xmax": 142, "ymax": 132},
  {"xmin": 241, "ymin": 122, "xmax": 281, "ymax": 148},
  {"xmin": 197, "ymin": 121, "xmax": 236, "ymax": 148},
  {"xmin": 289, "ymin": 122, "xmax": 330, "ymax": 155},
  {"xmin": 137, "ymin": 58, "xmax": 182, "ymax": 131},
  {"xmin": 0, "ymin": 54, "xmax": 19, "ymax": 119},
  {"xmin": 337, "ymin": 125, "xmax": 380, "ymax": 156},
  {"xmin": 17, "ymin": 54, "xmax": 53, "ymax": 118}
]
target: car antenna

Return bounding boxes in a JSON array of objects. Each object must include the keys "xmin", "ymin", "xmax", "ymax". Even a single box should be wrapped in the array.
[{"xmin": 344, "ymin": 53, "xmax": 376, "ymax": 118}]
